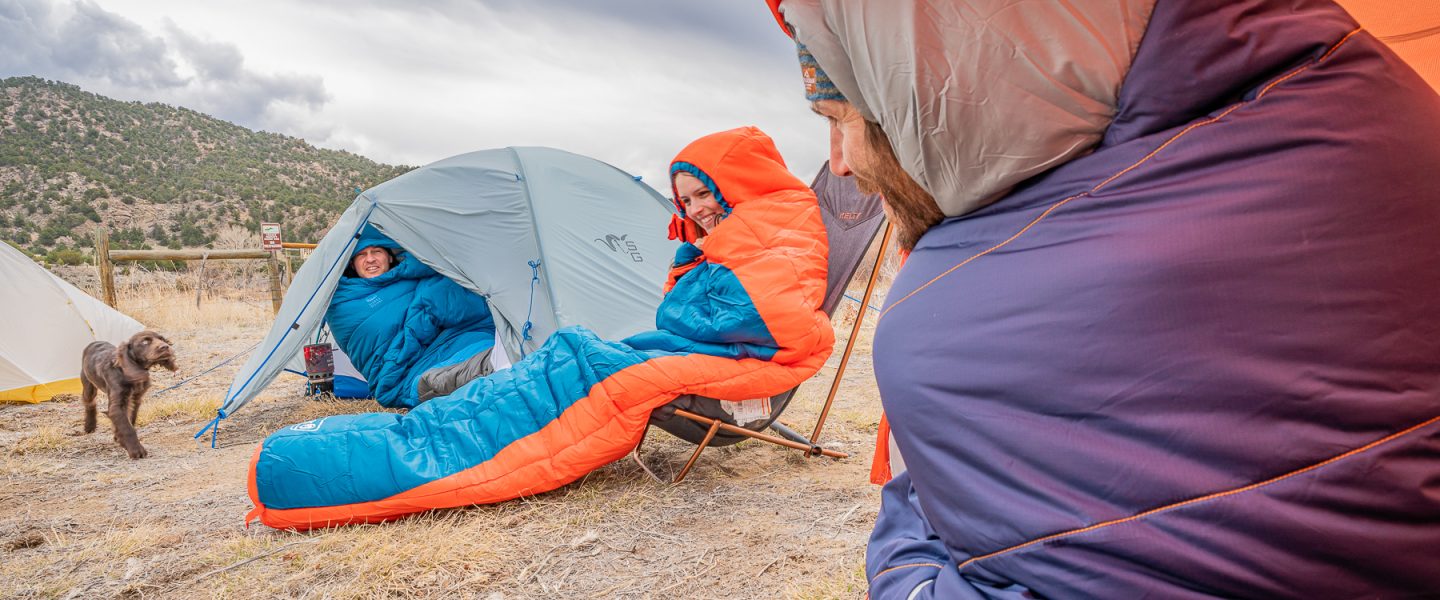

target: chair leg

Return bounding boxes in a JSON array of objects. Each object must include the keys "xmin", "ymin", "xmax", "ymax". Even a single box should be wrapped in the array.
[
  {"xmin": 649, "ymin": 408, "xmax": 851, "ymax": 486},
  {"xmin": 630, "ymin": 425, "xmax": 666, "ymax": 484},
  {"xmin": 672, "ymin": 419, "xmax": 721, "ymax": 484},
  {"xmin": 810, "ymin": 221, "xmax": 893, "ymax": 455},
  {"xmin": 672, "ymin": 409, "xmax": 848, "ymax": 458}
]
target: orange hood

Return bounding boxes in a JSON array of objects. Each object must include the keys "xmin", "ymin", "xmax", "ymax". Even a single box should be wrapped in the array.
[{"xmin": 669, "ymin": 126, "xmax": 811, "ymax": 216}]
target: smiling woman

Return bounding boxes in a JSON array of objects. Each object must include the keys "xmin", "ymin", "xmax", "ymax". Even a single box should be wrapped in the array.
[{"xmin": 672, "ymin": 171, "xmax": 726, "ymax": 232}]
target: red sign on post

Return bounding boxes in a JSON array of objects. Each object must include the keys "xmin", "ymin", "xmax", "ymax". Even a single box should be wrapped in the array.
[{"xmin": 261, "ymin": 223, "xmax": 282, "ymax": 251}]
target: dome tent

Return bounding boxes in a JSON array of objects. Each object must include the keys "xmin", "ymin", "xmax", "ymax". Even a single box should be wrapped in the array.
[
  {"xmin": 0, "ymin": 242, "xmax": 144, "ymax": 402},
  {"xmin": 206, "ymin": 147, "xmax": 677, "ymax": 427}
]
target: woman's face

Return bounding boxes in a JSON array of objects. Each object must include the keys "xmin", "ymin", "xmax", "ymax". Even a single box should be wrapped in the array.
[
  {"xmin": 352, "ymin": 246, "xmax": 392, "ymax": 279},
  {"xmin": 673, "ymin": 172, "xmax": 724, "ymax": 232}
]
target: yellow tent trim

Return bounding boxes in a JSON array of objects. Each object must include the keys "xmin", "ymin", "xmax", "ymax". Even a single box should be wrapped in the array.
[{"xmin": 0, "ymin": 378, "xmax": 84, "ymax": 403}]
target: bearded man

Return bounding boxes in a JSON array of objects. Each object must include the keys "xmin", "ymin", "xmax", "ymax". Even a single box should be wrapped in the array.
[{"xmin": 766, "ymin": 0, "xmax": 1440, "ymax": 598}]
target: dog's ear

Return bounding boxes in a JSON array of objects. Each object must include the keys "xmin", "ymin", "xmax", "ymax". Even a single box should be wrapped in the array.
[
  {"xmin": 113, "ymin": 341, "xmax": 130, "ymax": 370},
  {"xmin": 118, "ymin": 339, "xmax": 148, "ymax": 377}
]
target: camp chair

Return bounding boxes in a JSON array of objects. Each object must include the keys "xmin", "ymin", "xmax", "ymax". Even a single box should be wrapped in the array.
[{"xmin": 633, "ymin": 163, "xmax": 893, "ymax": 483}]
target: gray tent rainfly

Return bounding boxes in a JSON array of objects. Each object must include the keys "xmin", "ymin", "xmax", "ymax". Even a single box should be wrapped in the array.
[{"xmin": 201, "ymin": 147, "xmax": 677, "ymax": 435}]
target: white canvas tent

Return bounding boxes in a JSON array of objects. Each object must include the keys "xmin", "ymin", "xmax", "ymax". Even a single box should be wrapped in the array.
[{"xmin": 0, "ymin": 242, "xmax": 144, "ymax": 402}]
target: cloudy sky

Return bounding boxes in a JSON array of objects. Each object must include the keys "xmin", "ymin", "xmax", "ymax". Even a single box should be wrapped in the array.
[{"xmin": 0, "ymin": 0, "xmax": 827, "ymax": 191}]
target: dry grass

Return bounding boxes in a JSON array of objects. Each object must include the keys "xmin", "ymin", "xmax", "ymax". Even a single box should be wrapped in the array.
[
  {"xmin": 786, "ymin": 564, "xmax": 869, "ymax": 600},
  {"xmin": 137, "ymin": 394, "xmax": 223, "ymax": 427},
  {"xmin": 6, "ymin": 426, "xmax": 72, "ymax": 456},
  {"xmin": 117, "ymin": 282, "xmax": 271, "ymax": 334},
  {"xmin": 2, "ymin": 273, "xmax": 892, "ymax": 599},
  {"xmin": 285, "ymin": 396, "xmax": 399, "ymax": 423}
]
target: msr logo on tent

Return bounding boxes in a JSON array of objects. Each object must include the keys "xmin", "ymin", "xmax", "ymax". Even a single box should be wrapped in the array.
[{"xmin": 595, "ymin": 233, "xmax": 644, "ymax": 262}]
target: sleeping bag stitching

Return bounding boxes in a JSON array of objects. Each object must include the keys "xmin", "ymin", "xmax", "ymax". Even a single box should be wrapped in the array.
[
  {"xmin": 956, "ymin": 412, "xmax": 1440, "ymax": 572},
  {"xmin": 871, "ymin": 562, "xmax": 945, "ymax": 584}
]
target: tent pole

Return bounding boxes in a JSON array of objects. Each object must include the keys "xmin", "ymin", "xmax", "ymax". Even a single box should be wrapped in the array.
[{"xmin": 808, "ymin": 221, "xmax": 893, "ymax": 455}]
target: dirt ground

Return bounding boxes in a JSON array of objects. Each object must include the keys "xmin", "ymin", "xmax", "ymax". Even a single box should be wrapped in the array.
[{"xmin": 0, "ymin": 276, "xmax": 891, "ymax": 599}]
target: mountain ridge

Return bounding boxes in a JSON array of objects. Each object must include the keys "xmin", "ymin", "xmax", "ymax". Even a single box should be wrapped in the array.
[{"xmin": 0, "ymin": 76, "xmax": 411, "ymax": 264}]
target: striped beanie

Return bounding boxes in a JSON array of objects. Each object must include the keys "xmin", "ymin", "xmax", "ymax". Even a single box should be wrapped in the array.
[{"xmin": 797, "ymin": 40, "xmax": 844, "ymax": 102}]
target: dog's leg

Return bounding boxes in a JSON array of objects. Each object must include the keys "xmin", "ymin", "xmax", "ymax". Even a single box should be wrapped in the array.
[
  {"xmin": 81, "ymin": 378, "xmax": 98, "ymax": 433},
  {"xmin": 128, "ymin": 390, "xmax": 143, "ymax": 426},
  {"xmin": 107, "ymin": 390, "xmax": 148, "ymax": 459}
]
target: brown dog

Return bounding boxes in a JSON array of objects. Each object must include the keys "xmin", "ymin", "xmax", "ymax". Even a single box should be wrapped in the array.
[{"xmin": 80, "ymin": 331, "xmax": 177, "ymax": 459}]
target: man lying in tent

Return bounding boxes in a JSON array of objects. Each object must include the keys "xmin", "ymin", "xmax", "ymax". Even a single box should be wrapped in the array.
[
  {"xmin": 766, "ymin": 0, "xmax": 1440, "ymax": 597},
  {"xmin": 244, "ymin": 126, "xmax": 833, "ymax": 529},
  {"xmin": 325, "ymin": 225, "xmax": 495, "ymax": 409}
]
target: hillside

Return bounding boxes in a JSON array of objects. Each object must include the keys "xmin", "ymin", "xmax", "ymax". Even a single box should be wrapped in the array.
[{"xmin": 0, "ymin": 76, "xmax": 411, "ymax": 262}]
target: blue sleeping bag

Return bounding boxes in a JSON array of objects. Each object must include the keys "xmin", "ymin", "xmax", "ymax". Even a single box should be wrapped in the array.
[
  {"xmin": 327, "ymin": 228, "xmax": 495, "ymax": 408},
  {"xmin": 245, "ymin": 128, "xmax": 836, "ymax": 530}
]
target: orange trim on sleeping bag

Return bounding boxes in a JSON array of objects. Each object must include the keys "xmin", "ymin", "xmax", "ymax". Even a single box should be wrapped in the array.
[{"xmin": 249, "ymin": 352, "xmax": 833, "ymax": 529}]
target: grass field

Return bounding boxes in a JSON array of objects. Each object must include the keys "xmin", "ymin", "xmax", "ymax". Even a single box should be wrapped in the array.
[{"xmin": 1, "ymin": 269, "xmax": 891, "ymax": 599}]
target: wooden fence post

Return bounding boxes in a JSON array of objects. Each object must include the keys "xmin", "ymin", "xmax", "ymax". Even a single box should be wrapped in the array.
[
  {"xmin": 194, "ymin": 251, "xmax": 210, "ymax": 309},
  {"xmin": 95, "ymin": 229, "xmax": 116, "ymax": 307},
  {"xmin": 283, "ymin": 251, "xmax": 294, "ymax": 289},
  {"xmin": 266, "ymin": 252, "xmax": 283, "ymax": 315}
]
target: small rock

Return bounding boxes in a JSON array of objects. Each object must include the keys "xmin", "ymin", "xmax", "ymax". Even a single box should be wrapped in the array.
[
  {"xmin": 5, "ymin": 531, "xmax": 45, "ymax": 551},
  {"xmin": 569, "ymin": 530, "xmax": 599, "ymax": 550},
  {"xmin": 123, "ymin": 557, "xmax": 143, "ymax": 580}
]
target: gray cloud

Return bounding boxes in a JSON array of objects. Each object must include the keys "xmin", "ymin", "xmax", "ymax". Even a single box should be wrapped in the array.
[
  {"xmin": 484, "ymin": 0, "xmax": 789, "ymax": 52},
  {"xmin": 301, "ymin": 0, "xmax": 794, "ymax": 58},
  {"xmin": 1, "ymin": 0, "xmax": 184, "ymax": 88},
  {"xmin": 163, "ymin": 21, "xmax": 328, "ymax": 126},
  {"xmin": 164, "ymin": 20, "xmax": 243, "ymax": 81},
  {"xmin": 2, "ymin": 0, "xmax": 828, "ymax": 184},
  {"xmin": 0, "ymin": 0, "xmax": 327, "ymax": 130}
]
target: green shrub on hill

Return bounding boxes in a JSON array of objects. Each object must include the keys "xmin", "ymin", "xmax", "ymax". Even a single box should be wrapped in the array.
[{"xmin": 0, "ymin": 76, "xmax": 413, "ymax": 256}]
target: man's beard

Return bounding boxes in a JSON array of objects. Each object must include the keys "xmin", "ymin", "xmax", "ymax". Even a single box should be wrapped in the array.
[{"xmin": 857, "ymin": 121, "xmax": 944, "ymax": 252}]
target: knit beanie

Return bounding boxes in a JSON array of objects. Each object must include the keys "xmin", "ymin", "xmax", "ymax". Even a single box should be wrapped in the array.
[{"xmin": 797, "ymin": 40, "xmax": 844, "ymax": 102}]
